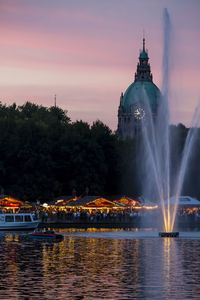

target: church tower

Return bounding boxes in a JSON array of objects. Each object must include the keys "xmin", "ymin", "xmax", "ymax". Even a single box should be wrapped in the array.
[{"xmin": 117, "ymin": 39, "xmax": 161, "ymax": 139}]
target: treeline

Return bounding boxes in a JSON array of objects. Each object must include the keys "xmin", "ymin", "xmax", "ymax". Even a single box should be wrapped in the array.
[
  {"xmin": 0, "ymin": 102, "xmax": 139, "ymax": 202},
  {"xmin": 0, "ymin": 102, "xmax": 199, "ymax": 202}
]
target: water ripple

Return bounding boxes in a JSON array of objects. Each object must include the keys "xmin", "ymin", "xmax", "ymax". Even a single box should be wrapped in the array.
[{"xmin": 0, "ymin": 230, "xmax": 200, "ymax": 299}]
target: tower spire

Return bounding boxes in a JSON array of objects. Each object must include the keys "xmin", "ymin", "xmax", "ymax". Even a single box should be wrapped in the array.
[
  {"xmin": 143, "ymin": 29, "xmax": 145, "ymax": 51},
  {"xmin": 54, "ymin": 94, "xmax": 57, "ymax": 107},
  {"xmin": 134, "ymin": 36, "xmax": 152, "ymax": 82},
  {"xmin": 143, "ymin": 37, "xmax": 145, "ymax": 52}
]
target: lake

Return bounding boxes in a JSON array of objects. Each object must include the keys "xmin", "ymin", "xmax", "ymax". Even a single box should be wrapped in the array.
[{"xmin": 0, "ymin": 228, "xmax": 200, "ymax": 299}]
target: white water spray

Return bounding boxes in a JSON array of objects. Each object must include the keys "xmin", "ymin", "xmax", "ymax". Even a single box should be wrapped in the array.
[{"xmin": 139, "ymin": 8, "xmax": 199, "ymax": 232}]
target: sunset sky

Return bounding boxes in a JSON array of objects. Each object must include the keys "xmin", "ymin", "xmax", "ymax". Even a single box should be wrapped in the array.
[{"xmin": 0, "ymin": 0, "xmax": 199, "ymax": 130}]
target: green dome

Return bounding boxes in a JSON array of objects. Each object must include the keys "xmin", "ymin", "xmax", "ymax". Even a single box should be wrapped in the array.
[{"xmin": 122, "ymin": 81, "xmax": 161, "ymax": 113}]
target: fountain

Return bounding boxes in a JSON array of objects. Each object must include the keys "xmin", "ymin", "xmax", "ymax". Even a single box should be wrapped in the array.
[{"xmin": 138, "ymin": 8, "xmax": 199, "ymax": 237}]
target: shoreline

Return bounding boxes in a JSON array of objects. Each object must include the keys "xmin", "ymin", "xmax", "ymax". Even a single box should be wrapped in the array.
[
  {"xmin": 39, "ymin": 222, "xmax": 138, "ymax": 229},
  {"xmin": 39, "ymin": 219, "xmax": 200, "ymax": 230}
]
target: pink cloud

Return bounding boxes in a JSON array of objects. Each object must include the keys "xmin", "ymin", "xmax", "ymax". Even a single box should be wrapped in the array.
[{"xmin": 0, "ymin": 0, "xmax": 199, "ymax": 130}]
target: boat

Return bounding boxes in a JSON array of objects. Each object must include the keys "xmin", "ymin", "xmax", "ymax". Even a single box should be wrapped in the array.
[
  {"xmin": 0, "ymin": 213, "xmax": 40, "ymax": 230},
  {"xmin": 29, "ymin": 229, "xmax": 64, "ymax": 241}
]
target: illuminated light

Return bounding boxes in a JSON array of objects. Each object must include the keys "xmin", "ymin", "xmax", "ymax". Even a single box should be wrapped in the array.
[
  {"xmin": 56, "ymin": 200, "xmax": 63, "ymax": 203},
  {"xmin": 142, "ymin": 205, "xmax": 158, "ymax": 210}
]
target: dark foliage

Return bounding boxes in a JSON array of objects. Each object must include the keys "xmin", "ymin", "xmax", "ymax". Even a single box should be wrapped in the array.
[
  {"xmin": 0, "ymin": 102, "xmax": 124, "ymax": 201},
  {"xmin": 0, "ymin": 102, "xmax": 197, "ymax": 202}
]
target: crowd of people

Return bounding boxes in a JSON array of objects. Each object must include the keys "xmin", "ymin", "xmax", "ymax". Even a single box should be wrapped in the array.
[
  {"xmin": 37, "ymin": 206, "xmax": 200, "ymax": 224},
  {"xmin": 39, "ymin": 208, "xmax": 142, "ymax": 224}
]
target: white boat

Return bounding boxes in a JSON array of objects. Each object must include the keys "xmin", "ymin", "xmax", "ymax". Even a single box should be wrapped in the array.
[{"xmin": 0, "ymin": 213, "xmax": 40, "ymax": 230}]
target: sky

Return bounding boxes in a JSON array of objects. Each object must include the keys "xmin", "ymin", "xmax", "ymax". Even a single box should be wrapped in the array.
[{"xmin": 0, "ymin": 0, "xmax": 199, "ymax": 130}]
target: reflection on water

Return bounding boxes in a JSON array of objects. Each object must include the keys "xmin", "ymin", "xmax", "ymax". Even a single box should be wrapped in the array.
[{"xmin": 0, "ymin": 229, "xmax": 200, "ymax": 299}]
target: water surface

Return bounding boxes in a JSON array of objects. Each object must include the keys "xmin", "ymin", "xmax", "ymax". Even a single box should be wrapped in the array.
[{"xmin": 0, "ymin": 229, "xmax": 200, "ymax": 299}]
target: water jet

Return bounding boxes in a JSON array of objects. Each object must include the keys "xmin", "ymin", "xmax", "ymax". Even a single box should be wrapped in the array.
[{"xmin": 138, "ymin": 8, "xmax": 198, "ymax": 234}]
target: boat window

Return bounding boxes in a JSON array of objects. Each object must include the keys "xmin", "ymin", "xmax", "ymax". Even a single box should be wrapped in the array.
[
  {"xmin": 0, "ymin": 216, "xmax": 4, "ymax": 222},
  {"xmin": 15, "ymin": 215, "xmax": 24, "ymax": 222},
  {"xmin": 24, "ymin": 215, "xmax": 31, "ymax": 222},
  {"xmin": 5, "ymin": 215, "xmax": 14, "ymax": 222},
  {"xmin": 32, "ymin": 214, "xmax": 38, "ymax": 220}
]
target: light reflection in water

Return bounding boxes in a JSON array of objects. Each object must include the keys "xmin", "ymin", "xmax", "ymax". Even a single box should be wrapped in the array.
[
  {"xmin": 0, "ymin": 230, "xmax": 200, "ymax": 299},
  {"xmin": 164, "ymin": 238, "xmax": 172, "ymax": 281}
]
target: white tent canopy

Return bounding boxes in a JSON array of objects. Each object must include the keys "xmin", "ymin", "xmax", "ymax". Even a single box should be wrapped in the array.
[
  {"xmin": 170, "ymin": 196, "xmax": 200, "ymax": 207},
  {"xmin": 140, "ymin": 196, "xmax": 200, "ymax": 207}
]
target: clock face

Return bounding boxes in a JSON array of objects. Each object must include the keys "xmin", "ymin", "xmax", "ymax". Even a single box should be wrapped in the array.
[{"xmin": 134, "ymin": 106, "xmax": 145, "ymax": 120}]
